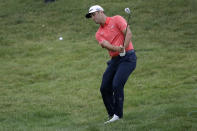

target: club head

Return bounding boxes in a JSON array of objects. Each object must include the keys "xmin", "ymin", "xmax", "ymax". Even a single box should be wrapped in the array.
[{"xmin": 125, "ymin": 8, "xmax": 131, "ymax": 14}]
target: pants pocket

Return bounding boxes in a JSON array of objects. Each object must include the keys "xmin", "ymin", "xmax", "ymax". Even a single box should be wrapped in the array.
[{"xmin": 125, "ymin": 53, "xmax": 137, "ymax": 62}]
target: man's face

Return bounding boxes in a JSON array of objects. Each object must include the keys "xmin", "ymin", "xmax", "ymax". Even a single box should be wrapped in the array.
[{"xmin": 91, "ymin": 11, "xmax": 101, "ymax": 24}]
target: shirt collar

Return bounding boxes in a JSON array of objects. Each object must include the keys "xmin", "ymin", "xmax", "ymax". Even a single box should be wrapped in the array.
[
  {"xmin": 101, "ymin": 17, "xmax": 110, "ymax": 27},
  {"xmin": 105, "ymin": 17, "xmax": 110, "ymax": 25}
]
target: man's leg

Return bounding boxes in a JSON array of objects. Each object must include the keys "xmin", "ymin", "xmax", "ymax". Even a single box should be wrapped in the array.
[
  {"xmin": 113, "ymin": 53, "xmax": 137, "ymax": 118},
  {"xmin": 100, "ymin": 60, "xmax": 116, "ymax": 117}
]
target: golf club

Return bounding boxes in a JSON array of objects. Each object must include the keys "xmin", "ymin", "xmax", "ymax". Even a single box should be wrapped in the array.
[{"xmin": 119, "ymin": 8, "xmax": 131, "ymax": 57}]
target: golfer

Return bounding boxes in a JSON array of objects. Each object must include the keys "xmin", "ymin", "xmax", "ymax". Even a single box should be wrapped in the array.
[{"xmin": 85, "ymin": 5, "xmax": 137, "ymax": 123}]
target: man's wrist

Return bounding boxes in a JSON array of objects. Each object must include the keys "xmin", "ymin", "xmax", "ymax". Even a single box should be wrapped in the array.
[{"xmin": 114, "ymin": 46, "xmax": 121, "ymax": 52}]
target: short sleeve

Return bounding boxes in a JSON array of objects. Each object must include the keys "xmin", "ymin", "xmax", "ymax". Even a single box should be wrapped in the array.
[
  {"xmin": 95, "ymin": 31, "xmax": 104, "ymax": 44},
  {"xmin": 114, "ymin": 15, "xmax": 127, "ymax": 32}
]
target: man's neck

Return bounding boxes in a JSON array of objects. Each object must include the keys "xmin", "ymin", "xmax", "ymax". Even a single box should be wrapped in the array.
[{"xmin": 100, "ymin": 15, "xmax": 107, "ymax": 27}]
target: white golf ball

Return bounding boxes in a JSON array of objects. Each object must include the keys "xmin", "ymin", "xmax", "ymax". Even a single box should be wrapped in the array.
[{"xmin": 59, "ymin": 37, "xmax": 63, "ymax": 40}]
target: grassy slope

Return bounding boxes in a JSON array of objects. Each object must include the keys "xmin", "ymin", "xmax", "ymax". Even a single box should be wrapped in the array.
[{"xmin": 0, "ymin": 0, "xmax": 197, "ymax": 130}]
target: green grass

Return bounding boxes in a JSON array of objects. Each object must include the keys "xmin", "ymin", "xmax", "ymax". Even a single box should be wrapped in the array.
[{"xmin": 0, "ymin": 0, "xmax": 197, "ymax": 130}]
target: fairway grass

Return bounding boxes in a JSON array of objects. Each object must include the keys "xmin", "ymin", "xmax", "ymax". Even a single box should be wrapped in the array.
[{"xmin": 0, "ymin": 0, "xmax": 197, "ymax": 131}]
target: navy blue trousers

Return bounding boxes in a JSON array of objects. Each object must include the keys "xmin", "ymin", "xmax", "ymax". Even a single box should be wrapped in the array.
[{"xmin": 100, "ymin": 50, "xmax": 137, "ymax": 118}]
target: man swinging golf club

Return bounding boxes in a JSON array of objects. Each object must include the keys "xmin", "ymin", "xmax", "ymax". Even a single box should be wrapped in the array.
[{"xmin": 85, "ymin": 5, "xmax": 137, "ymax": 124}]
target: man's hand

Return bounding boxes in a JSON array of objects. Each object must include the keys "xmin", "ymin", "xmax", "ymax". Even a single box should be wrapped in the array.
[{"xmin": 119, "ymin": 45, "xmax": 125, "ymax": 53}]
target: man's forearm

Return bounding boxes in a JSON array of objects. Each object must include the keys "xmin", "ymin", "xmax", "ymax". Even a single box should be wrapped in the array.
[
  {"xmin": 100, "ymin": 40, "xmax": 123, "ymax": 52},
  {"xmin": 123, "ymin": 26, "xmax": 132, "ymax": 48}
]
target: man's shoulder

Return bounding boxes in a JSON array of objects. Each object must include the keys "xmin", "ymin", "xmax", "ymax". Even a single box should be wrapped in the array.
[
  {"xmin": 111, "ymin": 15, "xmax": 126, "ymax": 25},
  {"xmin": 111, "ymin": 15, "xmax": 124, "ymax": 20}
]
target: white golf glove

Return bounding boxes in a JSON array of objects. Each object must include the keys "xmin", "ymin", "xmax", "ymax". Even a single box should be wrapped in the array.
[
  {"xmin": 119, "ymin": 45, "xmax": 126, "ymax": 56},
  {"xmin": 119, "ymin": 49, "xmax": 126, "ymax": 56}
]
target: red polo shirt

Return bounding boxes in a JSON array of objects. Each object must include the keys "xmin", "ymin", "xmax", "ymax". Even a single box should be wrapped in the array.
[{"xmin": 95, "ymin": 15, "xmax": 134, "ymax": 57}]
